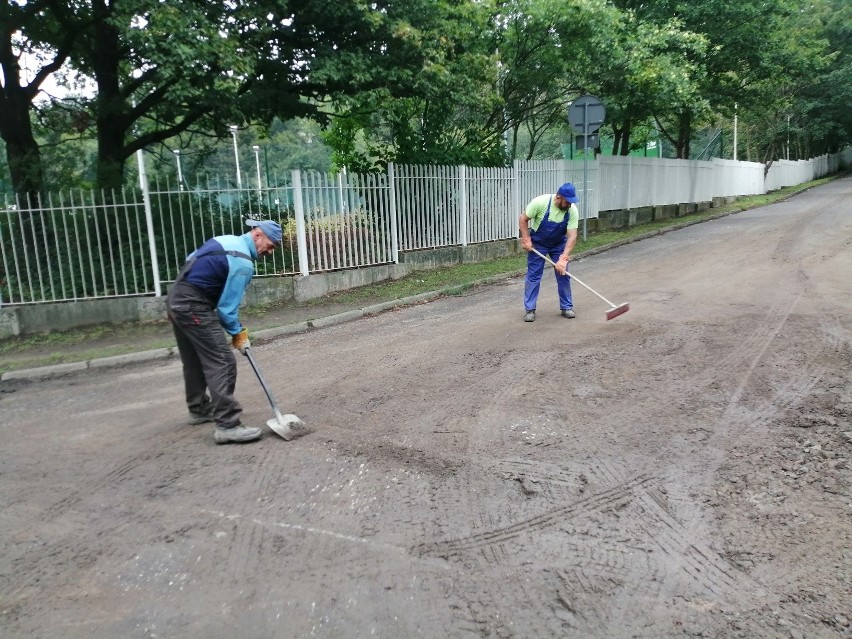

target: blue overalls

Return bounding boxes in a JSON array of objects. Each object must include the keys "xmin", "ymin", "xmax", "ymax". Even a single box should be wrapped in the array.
[{"xmin": 524, "ymin": 197, "xmax": 573, "ymax": 312}]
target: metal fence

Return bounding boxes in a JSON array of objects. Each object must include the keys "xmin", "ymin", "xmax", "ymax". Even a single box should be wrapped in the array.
[
  {"xmin": 1, "ymin": 150, "xmax": 847, "ymax": 306},
  {"xmin": 0, "ymin": 190, "xmax": 156, "ymax": 306}
]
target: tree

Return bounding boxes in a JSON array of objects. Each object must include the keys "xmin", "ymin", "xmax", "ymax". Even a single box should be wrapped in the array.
[
  {"xmin": 791, "ymin": 0, "xmax": 852, "ymax": 157},
  {"xmin": 0, "ymin": 0, "xmax": 81, "ymax": 198},
  {"xmin": 326, "ymin": 1, "xmax": 506, "ymax": 171},
  {"xmin": 328, "ymin": 0, "xmax": 630, "ymax": 168},
  {"xmin": 615, "ymin": 0, "xmax": 830, "ymax": 160},
  {"xmin": 4, "ymin": 0, "xmax": 457, "ymax": 193},
  {"xmin": 567, "ymin": 10, "xmax": 708, "ymax": 156}
]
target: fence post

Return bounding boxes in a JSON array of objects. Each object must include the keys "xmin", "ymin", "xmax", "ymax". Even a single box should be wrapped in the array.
[
  {"xmin": 627, "ymin": 155, "xmax": 633, "ymax": 210},
  {"xmin": 291, "ymin": 170, "xmax": 310, "ymax": 276},
  {"xmin": 136, "ymin": 149, "xmax": 161, "ymax": 297},
  {"xmin": 459, "ymin": 165, "xmax": 468, "ymax": 247},
  {"xmin": 513, "ymin": 159, "xmax": 521, "ymax": 238},
  {"xmin": 388, "ymin": 162, "xmax": 399, "ymax": 264}
]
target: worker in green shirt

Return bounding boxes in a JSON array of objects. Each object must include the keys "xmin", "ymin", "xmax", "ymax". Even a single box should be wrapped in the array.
[{"xmin": 519, "ymin": 183, "xmax": 580, "ymax": 322}]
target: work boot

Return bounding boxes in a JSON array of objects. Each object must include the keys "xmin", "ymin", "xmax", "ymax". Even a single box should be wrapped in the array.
[
  {"xmin": 214, "ymin": 424, "xmax": 263, "ymax": 444},
  {"xmin": 187, "ymin": 405, "xmax": 215, "ymax": 425},
  {"xmin": 524, "ymin": 310, "xmax": 536, "ymax": 322},
  {"xmin": 561, "ymin": 308, "xmax": 576, "ymax": 319}
]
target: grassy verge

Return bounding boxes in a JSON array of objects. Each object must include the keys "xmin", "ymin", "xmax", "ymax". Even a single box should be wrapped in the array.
[
  {"xmin": 0, "ymin": 321, "xmax": 176, "ymax": 374},
  {"xmin": 0, "ymin": 173, "xmax": 840, "ymax": 374}
]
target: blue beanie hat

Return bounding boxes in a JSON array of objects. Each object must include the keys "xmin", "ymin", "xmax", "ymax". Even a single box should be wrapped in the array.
[
  {"xmin": 556, "ymin": 183, "xmax": 580, "ymax": 203},
  {"xmin": 246, "ymin": 219, "xmax": 282, "ymax": 245}
]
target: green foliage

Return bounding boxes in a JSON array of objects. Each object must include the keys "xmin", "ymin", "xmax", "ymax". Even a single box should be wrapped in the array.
[
  {"xmin": 2, "ymin": 0, "xmax": 849, "ymax": 190},
  {"xmin": 790, "ymin": 0, "xmax": 852, "ymax": 155},
  {"xmin": 5, "ymin": 0, "xmax": 456, "ymax": 193},
  {"xmin": 614, "ymin": 0, "xmax": 836, "ymax": 159},
  {"xmin": 327, "ymin": 1, "xmax": 507, "ymax": 171}
]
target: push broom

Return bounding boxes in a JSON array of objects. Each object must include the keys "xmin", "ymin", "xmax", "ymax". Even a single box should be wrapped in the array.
[
  {"xmin": 243, "ymin": 347, "xmax": 304, "ymax": 440},
  {"xmin": 530, "ymin": 248, "xmax": 630, "ymax": 321}
]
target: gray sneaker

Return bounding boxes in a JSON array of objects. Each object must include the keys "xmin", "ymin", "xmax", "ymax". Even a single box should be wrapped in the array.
[
  {"xmin": 214, "ymin": 424, "xmax": 263, "ymax": 444},
  {"xmin": 561, "ymin": 309, "xmax": 576, "ymax": 319},
  {"xmin": 524, "ymin": 310, "xmax": 536, "ymax": 322}
]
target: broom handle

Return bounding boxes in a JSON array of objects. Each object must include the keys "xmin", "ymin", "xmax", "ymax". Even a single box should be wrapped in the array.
[{"xmin": 530, "ymin": 248, "xmax": 617, "ymax": 308}]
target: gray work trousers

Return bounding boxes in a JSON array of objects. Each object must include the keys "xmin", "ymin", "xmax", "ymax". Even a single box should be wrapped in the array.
[{"xmin": 167, "ymin": 280, "xmax": 242, "ymax": 428}]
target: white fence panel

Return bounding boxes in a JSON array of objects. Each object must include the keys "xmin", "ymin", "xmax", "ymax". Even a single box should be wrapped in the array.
[
  {"xmin": 148, "ymin": 173, "xmax": 302, "ymax": 281},
  {"xmin": 515, "ymin": 159, "xmax": 600, "ymax": 219},
  {"xmin": 0, "ymin": 190, "xmax": 155, "ymax": 305},
  {"xmin": 466, "ymin": 166, "xmax": 515, "ymax": 244},
  {"xmin": 599, "ymin": 157, "xmax": 716, "ymax": 210},
  {"xmin": 395, "ymin": 164, "xmax": 460, "ymax": 251},
  {"xmin": 710, "ymin": 159, "xmax": 764, "ymax": 197},
  {"xmin": 765, "ymin": 158, "xmax": 828, "ymax": 192},
  {"xmin": 598, "ymin": 156, "xmax": 630, "ymax": 211},
  {"xmin": 297, "ymin": 170, "xmax": 393, "ymax": 273}
]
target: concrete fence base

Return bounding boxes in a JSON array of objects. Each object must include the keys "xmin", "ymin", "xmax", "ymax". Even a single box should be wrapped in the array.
[{"xmin": 597, "ymin": 200, "xmax": 718, "ymax": 230}]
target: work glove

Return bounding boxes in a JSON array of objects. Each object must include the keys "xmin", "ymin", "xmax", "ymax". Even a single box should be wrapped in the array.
[{"xmin": 232, "ymin": 327, "xmax": 250, "ymax": 354}]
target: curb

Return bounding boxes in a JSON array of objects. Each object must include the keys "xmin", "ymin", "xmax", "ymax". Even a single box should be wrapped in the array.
[{"xmin": 2, "ymin": 360, "xmax": 89, "ymax": 380}]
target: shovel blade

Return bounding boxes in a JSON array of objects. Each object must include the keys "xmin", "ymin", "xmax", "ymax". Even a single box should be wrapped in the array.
[{"xmin": 267, "ymin": 413, "xmax": 304, "ymax": 441}]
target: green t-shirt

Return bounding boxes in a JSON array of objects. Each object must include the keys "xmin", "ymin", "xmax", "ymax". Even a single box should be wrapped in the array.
[{"xmin": 525, "ymin": 194, "xmax": 579, "ymax": 232}]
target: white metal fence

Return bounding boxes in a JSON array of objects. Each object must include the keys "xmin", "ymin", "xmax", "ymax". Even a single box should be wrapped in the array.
[{"xmin": 1, "ymin": 151, "xmax": 847, "ymax": 306}]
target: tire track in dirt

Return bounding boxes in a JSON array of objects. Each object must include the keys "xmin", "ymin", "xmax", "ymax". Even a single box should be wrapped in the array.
[
  {"xmin": 0, "ymin": 415, "xmax": 218, "ymax": 609},
  {"xmin": 413, "ymin": 473, "xmax": 658, "ymax": 558}
]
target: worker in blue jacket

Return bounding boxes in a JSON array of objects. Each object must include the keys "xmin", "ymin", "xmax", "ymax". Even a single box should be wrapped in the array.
[
  {"xmin": 167, "ymin": 219, "xmax": 282, "ymax": 444},
  {"xmin": 519, "ymin": 183, "xmax": 580, "ymax": 322}
]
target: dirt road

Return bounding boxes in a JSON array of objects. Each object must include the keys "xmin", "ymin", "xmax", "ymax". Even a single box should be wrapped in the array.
[{"xmin": 1, "ymin": 178, "xmax": 850, "ymax": 639}]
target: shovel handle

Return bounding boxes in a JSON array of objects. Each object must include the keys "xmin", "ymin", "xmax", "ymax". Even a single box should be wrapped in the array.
[
  {"xmin": 529, "ymin": 247, "xmax": 618, "ymax": 308},
  {"xmin": 243, "ymin": 347, "xmax": 281, "ymax": 415}
]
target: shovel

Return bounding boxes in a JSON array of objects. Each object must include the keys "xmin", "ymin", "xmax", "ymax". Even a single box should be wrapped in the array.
[
  {"xmin": 530, "ymin": 247, "xmax": 630, "ymax": 320},
  {"xmin": 243, "ymin": 347, "xmax": 304, "ymax": 440}
]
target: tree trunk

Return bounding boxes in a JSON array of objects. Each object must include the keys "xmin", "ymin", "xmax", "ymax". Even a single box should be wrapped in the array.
[
  {"xmin": 96, "ymin": 101, "xmax": 129, "ymax": 193},
  {"xmin": 619, "ymin": 121, "xmax": 632, "ymax": 155},
  {"xmin": 2, "ymin": 122, "xmax": 43, "ymax": 200},
  {"xmin": 0, "ymin": 80, "xmax": 47, "ymax": 264},
  {"xmin": 0, "ymin": 60, "xmax": 44, "ymax": 199},
  {"xmin": 611, "ymin": 124, "xmax": 623, "ymax": 155},
  {"xmin": 91, "ymin": 1, "xmax": 129, "ymax": 193},
  {"xmin": 676, "ymin": 111, "xmax": 691, "ymax": 159}
]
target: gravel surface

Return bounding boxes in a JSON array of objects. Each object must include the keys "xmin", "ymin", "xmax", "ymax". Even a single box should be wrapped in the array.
[{"xmin": 1, "ymin": 178, "xmax": 850, "ymax": 638}]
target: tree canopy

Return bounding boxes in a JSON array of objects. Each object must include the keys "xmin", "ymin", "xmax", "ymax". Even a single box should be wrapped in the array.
[{"xmin": 0, "ymin": 0, "xmax": 848, "ymax": 194}]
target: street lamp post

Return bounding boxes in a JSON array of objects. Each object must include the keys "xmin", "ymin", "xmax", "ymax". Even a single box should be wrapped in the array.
[
  {"xmin": 786, "ymin": 114, "xmax": 791, "ymax": 161},
  {"xmin": 173, "ymin": 149, "xmax": 184, "ymax": 191},
  {"xmin": 253, "ymin": 145, "xmax": 262, "ymax": 207},
  {"xmin": 229, "ymin": 125, "xmax": 242, "ymax": 190},
  {"xmin": 733, "ymin": 103, "xmax": 738, "ymax": 161}
]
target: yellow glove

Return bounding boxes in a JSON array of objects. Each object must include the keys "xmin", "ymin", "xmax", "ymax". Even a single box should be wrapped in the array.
[{"xmin": 232, "ymin": 328, "xmax": 250, "ymax": 353}]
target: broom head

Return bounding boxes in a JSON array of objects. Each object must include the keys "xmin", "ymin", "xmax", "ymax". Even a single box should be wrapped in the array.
[{"xmin": 605, "ymin": 303, "xmax": 630, "ymax": 321}]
